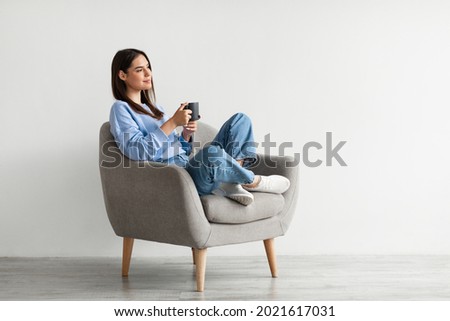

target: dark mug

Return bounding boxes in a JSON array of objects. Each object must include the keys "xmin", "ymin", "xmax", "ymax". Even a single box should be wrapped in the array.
[{"xmin": 184, "ymin": 102, "xmax": 200, "ymax": 121}]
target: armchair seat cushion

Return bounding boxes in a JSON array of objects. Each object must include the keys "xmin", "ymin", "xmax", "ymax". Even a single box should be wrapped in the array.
[{"xmin": 200, "ymin": 192, "xmax": 285, "ymax": 224}]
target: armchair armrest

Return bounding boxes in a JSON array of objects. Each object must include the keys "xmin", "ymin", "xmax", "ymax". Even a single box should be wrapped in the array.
[
  {"xmin": 250, "ymin": 154, "xmax": 299, "ymax": 232},
  {"xmin": 100, "ymin": 159, "xmax": 211, "ymax": 248},
  {"xmin": 251, "ymin": 154, "xmax": 298, "ymax": 180}
]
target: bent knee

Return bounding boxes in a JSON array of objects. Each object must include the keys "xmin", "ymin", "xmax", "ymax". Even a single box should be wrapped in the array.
[
  {"xmin": 231, "ymin": 112, "xmax": 249, "ymax": 120},
  {"xmin": 230, "ymin": 112, "xmax": 252, "ymax": 126}
]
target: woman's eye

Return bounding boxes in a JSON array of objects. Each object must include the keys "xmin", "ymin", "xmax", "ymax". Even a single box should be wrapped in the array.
[{"xmin": 136, "ymin": 69, "xmax": 142, "ymax": 72}]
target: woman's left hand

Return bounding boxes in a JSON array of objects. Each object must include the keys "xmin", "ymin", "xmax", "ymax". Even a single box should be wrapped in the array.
[{"xmin": 182, "ymin": 118, "xmax": 199, "ymax": 141}]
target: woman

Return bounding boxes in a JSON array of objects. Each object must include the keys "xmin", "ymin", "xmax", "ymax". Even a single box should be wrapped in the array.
[{"xmin": 109, "ymin": 48, "xmax": 289, "ymax": 206}]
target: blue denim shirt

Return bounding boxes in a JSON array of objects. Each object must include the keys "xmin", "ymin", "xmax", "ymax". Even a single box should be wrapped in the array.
[{"xmin": 109, "ymin": 100, "xmax": 191, "ymax": 166}]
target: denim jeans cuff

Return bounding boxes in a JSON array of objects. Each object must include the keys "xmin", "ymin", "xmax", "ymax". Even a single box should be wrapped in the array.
[{"xmin": 242, "ymin": 156, "xmax": 257, "ymax": 169}]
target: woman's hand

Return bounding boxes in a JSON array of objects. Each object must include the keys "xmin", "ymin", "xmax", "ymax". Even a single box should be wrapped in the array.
[
  {"xmin": 162, "ymin": 102, "xmax": 200, "ymax": 140},
  {"xmin": 182, "ymin": 119, "xmax": 199, "ymax": 141},
  {"xmin": 170, "ymin": 102, "xmax": 192, "ymax": 126}
]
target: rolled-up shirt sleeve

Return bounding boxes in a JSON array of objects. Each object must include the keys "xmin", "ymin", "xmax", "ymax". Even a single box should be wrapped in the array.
[{"xmin": 109, "ymin": 102, "xmax": 169, "ymax": 161}]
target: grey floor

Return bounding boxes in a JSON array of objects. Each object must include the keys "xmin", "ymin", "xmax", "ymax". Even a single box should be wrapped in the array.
[{"xmin": 1, "ymin": 256, "xmax": 449, "ymax": 300}]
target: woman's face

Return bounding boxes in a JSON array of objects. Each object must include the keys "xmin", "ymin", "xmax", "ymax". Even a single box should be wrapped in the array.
[{"xmin": 120, "ymin": 54, "xmax": 152, "ymax": 92}]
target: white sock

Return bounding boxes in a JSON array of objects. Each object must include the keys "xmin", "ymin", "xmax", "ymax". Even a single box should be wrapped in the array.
[{"xmin": 212, "ymin": 183, "xmax": 254, "ymax": 206}]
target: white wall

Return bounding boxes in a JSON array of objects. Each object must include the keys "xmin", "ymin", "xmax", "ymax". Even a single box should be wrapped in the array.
[{"xmin": 1, "ymin": 0, "xmax": 449, "ymax": 257}]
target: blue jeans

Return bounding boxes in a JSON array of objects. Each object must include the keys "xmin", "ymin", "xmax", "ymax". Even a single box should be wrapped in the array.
[{"xmin": 185, "ymin": 113, "xmax": 257, "ymax": 195}]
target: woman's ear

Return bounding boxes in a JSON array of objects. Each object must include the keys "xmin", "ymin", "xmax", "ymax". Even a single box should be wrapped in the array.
[{"xmin": 118, "ymin": 70, "xmax": 127, "ymax": 81}]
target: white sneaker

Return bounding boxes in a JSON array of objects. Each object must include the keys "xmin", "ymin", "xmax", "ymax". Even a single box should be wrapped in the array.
[
  {"xmin": 212, "ymin": 183, "xmax": 254, "ymax": 206},
  {"xmin": 243, "ymin": 175, "xmax": 290, "ymax": 194}
]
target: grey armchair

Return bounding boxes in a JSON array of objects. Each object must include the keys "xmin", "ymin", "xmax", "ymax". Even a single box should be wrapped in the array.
[{"xmin": 99, "ymin": 121, "xmax": 299, "ymax": 292}]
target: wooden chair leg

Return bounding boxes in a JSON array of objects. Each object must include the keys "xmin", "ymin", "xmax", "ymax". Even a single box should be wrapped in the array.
[
  {"xmin": 194, "ymin": 248, "xmax": 207, "ymax": 292},
  {"xmin": 191, "ymin": 247, "xmax": 196, "ymax": 265},
  {"xmin": 122, "ymin": 237, "xmax": 134, "ymax": 277},
  {"xmin": 263, "ymin": 238, "xmax": 278, "ymax": 277}
]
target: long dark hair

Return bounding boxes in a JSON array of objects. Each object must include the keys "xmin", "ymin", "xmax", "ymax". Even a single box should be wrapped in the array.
[{"xmin": 111, "ymin": 48, "xmax": 163, "ymax": 119}]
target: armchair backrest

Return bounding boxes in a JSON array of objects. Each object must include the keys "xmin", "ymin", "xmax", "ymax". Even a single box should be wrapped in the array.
[{"xmin": 191, "ymin": 122, "xmax": 218, "ymax": 149}]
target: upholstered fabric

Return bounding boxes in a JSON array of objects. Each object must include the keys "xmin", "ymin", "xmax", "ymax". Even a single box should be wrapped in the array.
[
  {"xmin": 205, "ymin": 216, "xmax": 285, "ymax": 248},
  {"xmin": 201, "ymin": 193, "xmax": 284, "ymax": 224},
  {"xmin": 191, "ymin": 122, "xmax": 217, "ymax": 148}
]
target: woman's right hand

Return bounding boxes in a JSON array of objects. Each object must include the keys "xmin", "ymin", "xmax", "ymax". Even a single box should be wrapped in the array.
[{"xmin": 170, "ymin": 102, "xmax": 192, "ymax": 126}]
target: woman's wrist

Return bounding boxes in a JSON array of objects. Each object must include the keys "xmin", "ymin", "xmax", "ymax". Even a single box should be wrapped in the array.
[
  {"xmin": 182, "ymin": 129, "xmax": 192, "ymax": 141},
  {"xmin": 161, "ymin": 118, "xmax": 178, "ymax": 136}
]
